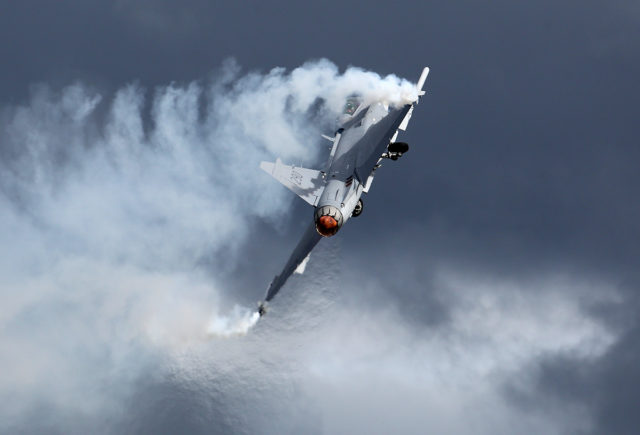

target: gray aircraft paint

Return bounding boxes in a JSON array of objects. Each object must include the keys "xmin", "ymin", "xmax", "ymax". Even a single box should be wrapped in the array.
[{"xmin": 261, "ymin": 69, "xmax": 427, "ymax": 308}]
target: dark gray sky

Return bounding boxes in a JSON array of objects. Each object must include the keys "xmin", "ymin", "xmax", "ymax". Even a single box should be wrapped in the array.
[{"xmin": 1, "ymin": 1, "xmax": 639, "ymax": 434}]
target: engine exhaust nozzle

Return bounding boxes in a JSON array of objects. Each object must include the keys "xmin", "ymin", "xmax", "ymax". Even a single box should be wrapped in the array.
[{"xmin": 314, "ymin": 205, "xmax": 343, "ymax": 237}]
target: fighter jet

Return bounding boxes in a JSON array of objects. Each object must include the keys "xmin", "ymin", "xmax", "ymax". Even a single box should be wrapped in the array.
[{"xmin": 258, "ymin": 67, "xmax": 430, "ymax": 316}]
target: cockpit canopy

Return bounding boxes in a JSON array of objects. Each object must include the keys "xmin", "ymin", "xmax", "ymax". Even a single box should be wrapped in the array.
[{"xmin": 342, "ymin": 97, "xmax": 361, "ymax": 116}]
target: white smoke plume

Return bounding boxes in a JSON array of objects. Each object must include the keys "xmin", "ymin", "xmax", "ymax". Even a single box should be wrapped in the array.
[
  {"xmin": 0, "ymin": 59, "xmax": 617, "ymax": 435},
  {"xmin": 207, "ymin": 306, "xmax": 260, "ymax": 337},
  {"xmin": 0, "ymin": 59, "xmax": 419, "ymax": 431}
]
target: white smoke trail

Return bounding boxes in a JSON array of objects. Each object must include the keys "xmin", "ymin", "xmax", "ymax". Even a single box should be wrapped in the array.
[
  {"xmin": 0, "ymin": 59, "xmax": 621, "ymax": 435},
  {"xmin": 207, "ymin": 306, "xmax": 260, "ymax": 337},
  {"xmin": 0, "ymin": 59, "xmax": 418, "ymax": 430}
]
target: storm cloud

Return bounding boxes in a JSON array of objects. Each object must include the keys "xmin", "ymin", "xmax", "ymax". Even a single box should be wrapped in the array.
[{"xmin": 1, "ymin": 1, "xmax": 640, "ymax": 434}]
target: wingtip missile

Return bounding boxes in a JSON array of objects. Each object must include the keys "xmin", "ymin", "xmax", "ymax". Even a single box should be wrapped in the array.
[
  {"xmin": 417, "ymin": 67, "xmax": 429, "ymax": 90},
  {"xmin": 417, "ymin": 67, "xmax": 430, "ymax": 96}
]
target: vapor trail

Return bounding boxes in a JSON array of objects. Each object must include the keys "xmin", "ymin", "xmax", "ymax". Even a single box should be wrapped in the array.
[
  {"xmin": 0, "ymin": 59, "xmax": 622, "ymax": 435},
  {"xmin": 0, "ymin": 59, "xmax": 421, "ymax": 429},
  {"xmin": 207, "ymin": 306, "xmax": 261, "ymax": 337}
]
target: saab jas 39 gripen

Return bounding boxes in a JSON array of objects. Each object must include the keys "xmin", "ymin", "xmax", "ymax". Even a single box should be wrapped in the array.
[{"xmin": 258, "ymin": 67, "xmax": 430, "ymax": 316}]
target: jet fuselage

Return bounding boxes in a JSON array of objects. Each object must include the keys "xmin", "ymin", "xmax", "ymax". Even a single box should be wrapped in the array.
[
  {"xmin": 314, "ymin": 102, "xmax": 411, "ymax": 237},
  {"xmin": 258, "ymin": 66, "xmax": 428, "ymax": 308}
]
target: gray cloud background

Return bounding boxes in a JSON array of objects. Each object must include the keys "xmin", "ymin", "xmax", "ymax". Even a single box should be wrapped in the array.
[{"xmin": 1, "ymin": 1, "xmax": 639, "ymax": 434}]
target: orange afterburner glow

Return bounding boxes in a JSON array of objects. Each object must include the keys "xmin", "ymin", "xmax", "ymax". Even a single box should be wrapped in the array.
[
  {"xmin": 314, "ymin": 204, "xmax": 343, "ymax": 237},
  {"xmin": 316, "ymin": 215, "xmax": 339, "ymax": 237}
]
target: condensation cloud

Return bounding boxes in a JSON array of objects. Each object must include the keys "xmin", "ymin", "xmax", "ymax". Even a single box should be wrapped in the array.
[
  {"xmin": 0, "ymin": 60, "xmax": 420, "ymax": 432},
  {"xmin": 0, "ymin": 59, "xmax": 618, "ymax": 434}
]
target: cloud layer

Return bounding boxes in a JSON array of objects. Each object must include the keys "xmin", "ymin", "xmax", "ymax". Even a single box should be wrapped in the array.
[
  {"xmin": 0, "ymin": 60, "xmax": 426, "ymax": 433},
  {"xmin": 0, "ymin": 58, "xmax": 626, "ymax": 434}
]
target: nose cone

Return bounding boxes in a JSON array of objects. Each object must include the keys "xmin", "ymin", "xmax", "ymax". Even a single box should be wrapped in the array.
[{"xmin": 315, "ymin": 205, "xmax": 344, "ymax": 237}]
